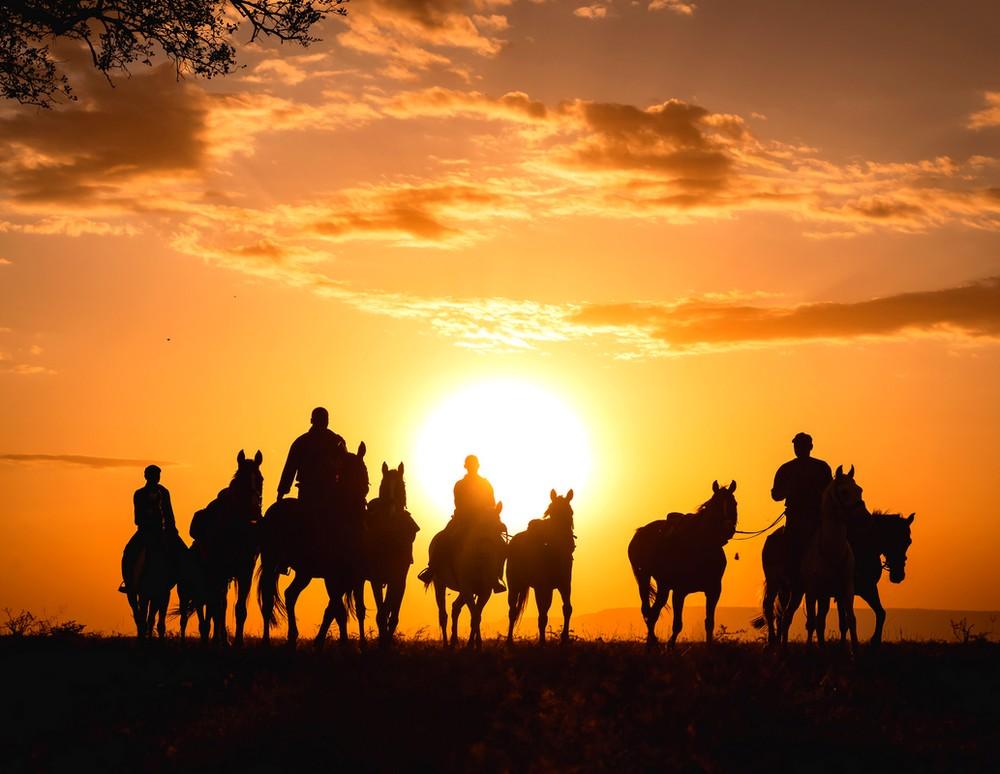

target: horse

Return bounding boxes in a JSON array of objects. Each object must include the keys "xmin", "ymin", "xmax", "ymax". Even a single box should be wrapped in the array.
[
  {"xmin": 175, "ymin": 544, "xmax": 211, "ymax": 641},
  {"xmin": 122, "ymin": 535, "xmax": 175, "ymax": 639},
  {"xmin": 189, "ymin": 449, "xmax": 263, "ymax": 645},
  {"xmin": 424, "ymin": 502, "xmax": 506, "ymax": 648},
  {"xmin": 364, "ymin": 461, "xmax": 420, "ymax": 644},
  {"xmin": 775, "ymin": 465, "xmax": 863, "ymax": 652},
  {"xmin": 257, "ymin": 442, "xmax": 370, "ymax": 648},
  {"xmin": 628, "ymin": 480, "xmax": 738, "ymax": 648},
  {"xmin": 506, "ymin": 489, "xmax": 575, "ymax": 644},
  {"xmin": 757, "ymin": 509, "xmax": 915, "ymax": 646}
]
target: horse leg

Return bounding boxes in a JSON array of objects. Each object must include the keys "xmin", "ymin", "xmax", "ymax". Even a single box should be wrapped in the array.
[
  {"xmin": 559, "ymin": 580, "xmax": 572, "ymax": 644},
  {"xmin": 535, "ymin": 586, "xmax": 553, "ymax": 645},
  {"xmin": 157, "ymin": 593, "xmax": 168, "ymax": 639},
  {"xmin": 470, "ymin": 592, "xmax": 490, "ymax": 650},
  {"xmin": 354, "ymin": 585, "xmax": 367, "ymax": 647},
  {"xmin": 779, "ymin": 589, "xmax": 803, "ymax": 647},
  {"xmin": 636, "ymin": 573, "xmax": 653, "ymax": 629},
  {"xmin": 668, "ymin": 591, "xmax": 686, "ymax": 649},
  {"xmin": 389, "ymin": 574, "xmax": 407, "ymax": 639},
  {"xmin": 705, "ymin": 584, "xmax": 721, "ymax": 644},
  {"xmin": 197, "ymin": 605, "xmax": 209, "ymax": 643},
  {"xmin": 451, "ymin": 594, "xmax": 465, "ymax": 647},
  {"xmin": 804, "ymin": 595, "xmax": 816, "ymax": 645},
  {"xmin": 816, "ymin": 596, "xmax": 830, "ymax": 647},
  {"xmin": 839, "ymin": 587, "xmax": 858, "ymax": 654},
  {"xmin": 436, "ymin": 583, "xmax": 449, "ymax": 645},
  {"xmin": 233, "ymin": 571, "xmax": 250, "ymax": 647},
  {"xmin": 371, "ymin": 581, "xmax": 387, "ymax": 643},
  {"xmin": 647, "ymin": 584, "xmax": 669, "ymax": 646},
  {"xmin": 861, "ymin": 587, "xmax": 886, "ymax": 645},
  {"xmin": 316, "ymin": 581, "xmax": 337, "ymax": 648},
  {"xmin": 284, "ymin": 573, "xmax": 310, "ymax": 647}
]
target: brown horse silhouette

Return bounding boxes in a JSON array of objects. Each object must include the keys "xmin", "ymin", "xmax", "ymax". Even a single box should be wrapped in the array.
[
  {"xmin": 774, "ymin": 465, "xmax": 862, "ymax": 651},
  {"xmin": 188, "ymin": 449, "xmax": 263, "ymax": 645},
  {"xmin": 757, "ymin": 509, "xmax": 914, "ymax": 646},
  {"xmin": 257, "ymin": 442, "xmax": 369, "ymax": 647},
  {"xmin": 364, "ymin": 461, "xmax": 420, "ymax": 644},
  {"xmin": 628, "ymin": 481, "xmax": 738, "ymax": 647},
  {"xmin": 424, "ymin": 502, "xmax": 505, "ymax": 648},
  {"xmin": 506, "ymin": 489, "xmax": 575, "ymax": 644}
]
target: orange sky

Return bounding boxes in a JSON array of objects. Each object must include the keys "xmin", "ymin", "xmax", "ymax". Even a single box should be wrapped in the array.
[{"xmin": 1, "ymin": 0, "xmax": 999, "ymax": 635}]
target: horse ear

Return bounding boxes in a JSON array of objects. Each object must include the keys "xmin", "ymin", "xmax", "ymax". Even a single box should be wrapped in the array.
[
  {"xmin": 382, "ymin": 461, "xmax": 389, "ymax": 474},
  {"xmin": 358, "ymin": 442, "xmax": 366, "ymax": 458},
  {"xmin": 496, "ymin": 501, "xmax": 504, "ymax": 514},
  {"xmin": 254, "ymin": 450, "xmax": 263, "ymax": 465},
  {"xmin": 550, "ymin": 488, "xmax": 557, "ymax": 502},
  {"xmin": 237, "ymin": 449, "xmax": 246, "ymax": 464},
  {"xmin": 712, "ymin": 480, "xmax": 720, "ymax": 493},
  {"xmin": 835, "ymin": 465, "xmax": 843, "ymax": 478},
  {"xmin": 567, "ymin": 489, "xmax": 574, "ymax": 502},
  {"xmin": 728, "ymin": 480, "xmax": 737, "ymax": 493},
  {"xmin": 398, "ymin": 462, "xmax": 404, "ymax": 474},
  {"xmin": 906, "ymin": 513, "xmax": 915, "ymax": 524},
  {"xmin": 848, "ymin": 464, "xmax": 855, "ymax": 479}
]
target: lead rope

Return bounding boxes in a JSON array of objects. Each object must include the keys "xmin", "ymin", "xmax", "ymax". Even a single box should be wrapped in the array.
[{"xmin": 731, "ymin": 510, "xmax": 786, "ymax": 541}]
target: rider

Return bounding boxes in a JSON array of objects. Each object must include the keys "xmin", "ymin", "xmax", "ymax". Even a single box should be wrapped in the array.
[
  {"xmin": 119, "ymin": 465, "xmax": 182, "ymax": 593},
  {"xmin": 277, "ymin": 406, "xmax": 347, "ymax": 511},
  {"xmin": 417, "ymin": 455, "xmax": 507, "ymax": 593},
  {"xmin": 771, "ymin": 432, "xmax": 832, "ymax": 564}
]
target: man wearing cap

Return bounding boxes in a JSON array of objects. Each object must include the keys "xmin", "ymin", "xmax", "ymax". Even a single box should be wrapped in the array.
[
  {"xmin": 277, "ymin": 406, "xmax": 347, "ymax": 511},
  {"xmin": 120, "ymin": 464, "xmax": 181, "ymax": 593},
  {"xmin": 771, "ymin": 432, "xmax": 833, "ymax": 564}
]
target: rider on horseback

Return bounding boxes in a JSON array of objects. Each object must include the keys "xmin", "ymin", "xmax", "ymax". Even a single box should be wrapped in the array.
[
  {"xmin": 277, "ymin": 406, "xmax": 347, "ymax": 511},
  {"xmin": 771, "ymin": 432, "xmax": 832, "ymax": 569},
  {"xmin": 418, "ymin": 455, "xmax": 507, "ymax": 593},
  {"xmin": 119, "ymin": 465, "xmax": 183, "ymax": 593}
]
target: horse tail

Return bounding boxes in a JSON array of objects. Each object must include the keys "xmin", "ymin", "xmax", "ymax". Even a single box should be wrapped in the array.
[
  {"xmin": 627, "ymin": 529, "xmax": 657, "ymax": 609},
  {"xmin": 509, "ymin": 585, "xmax": 529, "ymax": 627},
  {"xmin": 344, "ymin": 589, "xmax": 357, "ymax": 618},
  {"xmin": 255, "ymin": 552, "xmax": 286, "ymax": 625}
]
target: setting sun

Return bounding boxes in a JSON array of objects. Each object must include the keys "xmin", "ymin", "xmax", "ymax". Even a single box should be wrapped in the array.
[{"xmin": 412, "ymin": 379, "xmax": 592, "ymax": 533}]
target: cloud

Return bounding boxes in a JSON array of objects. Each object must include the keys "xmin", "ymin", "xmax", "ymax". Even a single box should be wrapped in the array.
[
  {"xmin": 968, "ymin": 91, "xmax": 1000, "ymax": 129},
  {"xmin": 1, "ymin": 364, "xmax": 57, "ymax": 375},
  {"xmin": 0, "ymin": 454, "xmax": 172, "ymax": 469},
  {"xmin": 572, "ymin": 276, "xmax": 1000, "ymax": 352},
  {"xmin": 574, "ymin": 5, "xmax": 610, "ymax": 20},
  {"xmin": 0, "ymin": 257, "xmax": 11, "ymax": 265},
  {"xmin": 336, "ymin": 0, "xmax": 508, "ymax": 76},
  {"xmin": 648, "ymin": 0, "xmax": 696, "ymax": 15}
]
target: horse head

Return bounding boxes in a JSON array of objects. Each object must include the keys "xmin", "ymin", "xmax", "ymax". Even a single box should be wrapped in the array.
[
  {"xmin": 379, "ymin": 460, "xmax": 407, "ymax": 511},
  {"xmin": 337, "ymin": 441, "xmax": 370, "ymax": 505},
  {"xmin": 545, "ymin": 488, "xmax": 575, "ymax": 533},
  {"xmin": 707, "ymin": 480, "xmax": 738, "ymax": 541},
  {"xmin": 826, "ymin": 465, "xmax": 865, "ymax": 521},
  {"xmin": 879, "ymin": 511, "xmax": 914, "ymax": 583},
  {"xmin": 231, "ymin": 449, "xmax": 264, "ymax": 520}
]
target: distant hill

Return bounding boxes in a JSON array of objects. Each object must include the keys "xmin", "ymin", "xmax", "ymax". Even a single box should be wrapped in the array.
[{"xmin": 492, "ymin": 607, "xmax": 999, "ymax": 643}]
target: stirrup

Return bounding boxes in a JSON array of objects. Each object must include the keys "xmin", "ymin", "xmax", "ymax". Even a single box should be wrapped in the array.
[
  {"xmin": 118, "ymin": 582, "xmax": 128, "ymax": 594},
  {"xmin": 493, "ymin": 579, "xmax": 507, "ymax": 594},
  {"xmin": 417, "ymin": 567, "xmax": 433, "ymax": 584}
]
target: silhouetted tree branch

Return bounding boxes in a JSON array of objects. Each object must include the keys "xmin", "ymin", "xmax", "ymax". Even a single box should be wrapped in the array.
[{"xmin": 0, "ymin": 0, "xmax": 348, "ymax": 107}]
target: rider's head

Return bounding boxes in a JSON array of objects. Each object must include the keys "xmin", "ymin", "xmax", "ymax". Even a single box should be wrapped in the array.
[
  {"xmin": 310, "ymin": 407, "xmax": 329, "ymax": 429},
  {"xmin": 792, "ymin": 432, "xmax": 813, "ymax": 459},
  {"xmin": 464, "ymin": 455, "xmax": 480, "ymax": 475},
  {"xmin": 143, "ymin": 464, "xmax": 161, "ymax": 484}
]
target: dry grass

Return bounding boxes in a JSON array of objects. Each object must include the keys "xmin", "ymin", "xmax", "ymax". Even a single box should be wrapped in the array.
[{"xmin": 1, "ymin": 635, "xmax": 997, "ymax": 772}]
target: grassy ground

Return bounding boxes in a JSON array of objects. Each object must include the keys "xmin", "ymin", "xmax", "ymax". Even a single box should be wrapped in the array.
[{"xmin": 2, "ymin": 635, "xmax": 997, "ymax": 773}]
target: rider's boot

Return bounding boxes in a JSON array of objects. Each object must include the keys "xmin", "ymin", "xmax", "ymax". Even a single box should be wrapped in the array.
[{"xmin": 417, "ymin": 566, "xmax": 433, "ymax": 584}]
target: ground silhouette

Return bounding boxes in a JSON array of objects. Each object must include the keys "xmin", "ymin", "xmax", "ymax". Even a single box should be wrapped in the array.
[{"xmin": 2, "ymin": 636, "xmax": 997, "ymax": 772}]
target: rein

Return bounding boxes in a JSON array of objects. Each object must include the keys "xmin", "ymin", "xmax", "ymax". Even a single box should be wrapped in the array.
[{"xmin": 731, "ymin": 510, "xmax": 786, "ymax": 541}]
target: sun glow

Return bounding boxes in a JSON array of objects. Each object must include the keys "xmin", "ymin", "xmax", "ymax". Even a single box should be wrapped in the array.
[{"xmin": 412, "ymin": 379, "xmax": 593, "ymax": 533}]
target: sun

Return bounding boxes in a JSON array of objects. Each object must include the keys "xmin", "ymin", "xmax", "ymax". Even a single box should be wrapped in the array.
[{"xmin": 412, "ymin": 379, "xmax": 593, "ymax": 533}]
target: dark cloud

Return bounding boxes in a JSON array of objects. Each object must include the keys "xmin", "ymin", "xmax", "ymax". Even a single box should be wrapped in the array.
[
  {"xmin": 0, "ymin": 63, "xmax": 209, "ymax": 207},
  {"xmin": 574, "ymin": 276, "xmax": 1000, "ymax": 349},
  {"xmin": 0, "ymin": 454, "xmax": 174, "ymax": 469}
]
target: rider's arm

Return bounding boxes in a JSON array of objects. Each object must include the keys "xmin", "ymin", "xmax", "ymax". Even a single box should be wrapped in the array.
[
  {"xmin": 277, "ymin": 440, "xmax": 299, "ymax": 498},
  {"xmin": 770, "ymin": 465, "xmax": 787, "ymax": 502}
]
